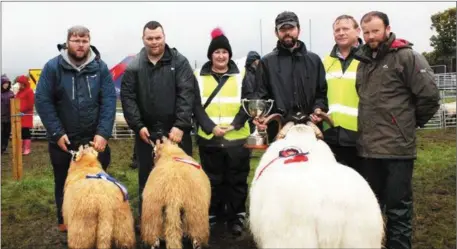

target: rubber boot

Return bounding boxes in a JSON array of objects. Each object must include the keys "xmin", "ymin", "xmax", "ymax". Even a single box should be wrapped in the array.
[{"xmin": 22, "ymin": 139, "xmax": 31, "ymax": 155}]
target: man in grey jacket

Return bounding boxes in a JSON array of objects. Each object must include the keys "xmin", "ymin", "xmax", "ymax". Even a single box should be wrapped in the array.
[{"xmin": 354, "ymin": 11, "xmax": 440, "ymax": 249}]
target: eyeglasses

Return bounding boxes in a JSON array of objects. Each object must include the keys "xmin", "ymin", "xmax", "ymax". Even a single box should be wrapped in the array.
[{"xmin": 69, "ymin": 40, "xmax": 89, "ymax": 45}]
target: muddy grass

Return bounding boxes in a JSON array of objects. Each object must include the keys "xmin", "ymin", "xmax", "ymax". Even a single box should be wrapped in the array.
[{"xmin": 1, "ymin": 128, "xmax": 456, "ymax": 249}]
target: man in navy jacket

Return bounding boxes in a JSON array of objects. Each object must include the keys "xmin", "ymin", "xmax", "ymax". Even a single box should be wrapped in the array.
[{"xmin": 35, "ymin": 25, "xmax": 116, "ymax": 232}]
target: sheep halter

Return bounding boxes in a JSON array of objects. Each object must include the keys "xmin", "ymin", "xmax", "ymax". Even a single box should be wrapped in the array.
[
  {"xmin": 86, "ymin": 172, "xmax": 129, "ymax": 201},
  {"xmin": 173, "ymin": 157, "xmax": 202, "ymax": 169},
  {"xmin": 255, "ymin": 147, "xmax": 309, "ymax": 181}
]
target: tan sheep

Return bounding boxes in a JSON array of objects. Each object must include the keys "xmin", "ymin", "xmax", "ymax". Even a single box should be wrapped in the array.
[
  {"xmin": 141, "ymin": 137, "xmax": 211, "ymax": 249},
  {"xmin": 62, "ymin": 145, "xmax": 136, "ymax": 249}
]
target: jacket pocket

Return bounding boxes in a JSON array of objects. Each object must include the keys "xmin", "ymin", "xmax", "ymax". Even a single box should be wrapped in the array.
[{"xmin": 390, "ymin": 112, "xmax": 408, "ymax": 143}]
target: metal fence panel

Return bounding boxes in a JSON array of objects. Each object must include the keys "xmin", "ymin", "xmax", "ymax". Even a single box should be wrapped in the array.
[{"xmin": 29, "ymin": 73, "xmax": 457, "ymax": 139}]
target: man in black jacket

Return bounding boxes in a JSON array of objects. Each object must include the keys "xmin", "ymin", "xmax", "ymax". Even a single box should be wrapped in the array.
[
  {"xmin": 254, "ymin": 11, "xmax": 328, "ymax": 137},
  {"xmin": 120, "ymin": 21, "xmax": 195, "ymax": 215}
]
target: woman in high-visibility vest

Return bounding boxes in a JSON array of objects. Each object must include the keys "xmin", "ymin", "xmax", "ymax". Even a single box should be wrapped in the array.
[{"xmin": 193, "ymin": 27, "xmax": 253, "ymax": 237}]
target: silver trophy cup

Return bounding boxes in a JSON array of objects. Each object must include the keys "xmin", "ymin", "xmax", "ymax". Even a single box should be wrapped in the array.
[{"xmin": 241, "ymin": 99, "xmax": 275, "ymax": 149}]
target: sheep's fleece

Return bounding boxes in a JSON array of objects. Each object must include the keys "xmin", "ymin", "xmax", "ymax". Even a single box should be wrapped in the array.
[{"xmin": 249, "ymin": 124, "xmax": 384, "ymax": 248}]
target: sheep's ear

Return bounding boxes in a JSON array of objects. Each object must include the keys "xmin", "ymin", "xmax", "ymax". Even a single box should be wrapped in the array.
[
  {"xmin": 90, "ymin": 146, "xmax": 98, "ymax": 155},
  {"xmin": 163, "ymin": 136, "xmax": 172, "ymax": 145},
  {"xmin": 74, "ymin": 151, "xmax": 82, "ymax": 162},
  {"xmin": 78, "ymin": 145, "xmax": 84, "ymax": 153}
]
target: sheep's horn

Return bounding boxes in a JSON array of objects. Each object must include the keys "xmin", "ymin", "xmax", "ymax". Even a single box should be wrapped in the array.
[
  {"xmin": 261, "ymin": 113, "xmax": 283, "ymax": 126},
  {"xmin": 276, "ymin": 121, "xmax": 294, "ymax": 140},
  {"xmin": 261, "ymin": 113, "xmax": 284, "ymax": 142},
  {"xmin": 306, "ymin": 121, "xmax": 324, "ymax": 139}
]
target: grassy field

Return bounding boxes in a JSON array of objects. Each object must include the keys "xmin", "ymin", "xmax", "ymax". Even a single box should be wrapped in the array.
[{"xmin": 1, "ymin": 128, "xmax": 456, "ymax": 249}]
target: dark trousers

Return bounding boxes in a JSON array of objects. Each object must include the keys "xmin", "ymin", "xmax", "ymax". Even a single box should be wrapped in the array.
[
  {"xmin": 48, "ymin": 142, "xmax": 111, "ymax": 224},
  {"xmin": 1, "ymin": 122, "xmax": 11, "ymax": 152},
  {"xmin": 328, "ymin": 144, "xmax": 361, "ymax": 173},
  {"xmin": 359, "ymin": 158, "xmax": 414, "ymax": 249},
  {"xmin": 22, "ymin": 127, "xmax": 31, "ymax": 140},
  {"xmin": 136, "ymin": 133, "xmax": 192, "ymax": 216},
  {"xmin": 198, "ymin": 145, "xmax": 250, "ymax": 225}
]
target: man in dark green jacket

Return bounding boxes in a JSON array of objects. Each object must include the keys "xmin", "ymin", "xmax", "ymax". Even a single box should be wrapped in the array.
[{"xmin": 355, "ymin": 11, "xmax": 440, "ymax": 249}]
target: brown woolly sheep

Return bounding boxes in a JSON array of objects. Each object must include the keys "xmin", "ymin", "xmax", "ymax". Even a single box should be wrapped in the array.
[
  {"xmin": 141, "ymin": 137, "xmax": 211, "ymax": 249},
  {"xmin": 63, "ymin": 145, "xmax": 136, "ymax": 249}
]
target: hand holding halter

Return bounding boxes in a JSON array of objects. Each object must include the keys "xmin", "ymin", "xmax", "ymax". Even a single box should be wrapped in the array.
[{"xmin": 276, "ymin": 110, "xmax": 334, "ymax": 140}]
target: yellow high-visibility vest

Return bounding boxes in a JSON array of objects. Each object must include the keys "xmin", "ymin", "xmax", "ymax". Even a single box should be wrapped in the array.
[
  {"xmin": 322, "ymin": 54, "xmax": 359, "ymax": 131},
  {"xmin": 195, "ymin": 69, "xmax": 250, "ymax": 140}
]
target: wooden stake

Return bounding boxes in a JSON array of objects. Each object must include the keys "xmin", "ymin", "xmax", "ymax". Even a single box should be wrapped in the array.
[{"xmin": 10, "ymin": 98, "xmax": 23, "ymax": 180}]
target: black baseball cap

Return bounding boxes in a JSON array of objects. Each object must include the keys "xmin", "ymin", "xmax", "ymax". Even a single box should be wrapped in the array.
[{"xmin": 275, "ymin": 11, "xmax": 300, "ymax": 30}]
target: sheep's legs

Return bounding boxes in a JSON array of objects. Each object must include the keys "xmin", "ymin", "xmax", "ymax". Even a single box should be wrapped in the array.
[
  {"xmin": 152, "ymin": 238, "xmax": 160, "ymax": 249},
  {"xmin": 183, "ymin": 207, "xmax": 209, "ymax": 249},
  {"xmin": 192, "ymin": 239, "xmax": 202, "ymax": 249},
  {"xmin": 141, "ymin": 202, "xmax": 164, "ymax": 247}
]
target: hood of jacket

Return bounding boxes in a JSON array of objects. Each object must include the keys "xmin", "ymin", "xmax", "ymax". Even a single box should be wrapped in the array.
[
  {"xmin": 1, "ymin": 74, "xmax": 11, "ymax": 93},
  {"xmin": 245, "ymin": 51, "xmax": 261, "ymax": 68},
  {"xmin": 57, "ymin": 43, "xmax": 101, "ymax": 71},
  {"xmin": 16, "ymin": 75, "xmax": 31, "ymax": 90}
]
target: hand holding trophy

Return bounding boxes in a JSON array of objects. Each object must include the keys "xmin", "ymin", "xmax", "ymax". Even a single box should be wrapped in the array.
[{"xmin": 241, "ymin": 99, "xmax": 283, "ymax": 150}]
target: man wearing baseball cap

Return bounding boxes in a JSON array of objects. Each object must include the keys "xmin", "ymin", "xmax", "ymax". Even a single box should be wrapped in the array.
[{"xmin": 253, "ymin": 11, "xmax": 328, "ymax": 139}]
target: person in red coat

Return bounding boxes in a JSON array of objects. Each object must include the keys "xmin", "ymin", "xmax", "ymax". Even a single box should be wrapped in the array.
[{"xmin": 15, "ymin": 75, "xmax": 35, "ymax": 155}]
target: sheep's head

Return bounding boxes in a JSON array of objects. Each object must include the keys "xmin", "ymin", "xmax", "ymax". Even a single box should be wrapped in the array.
[
  {"xmin": 277, "ymin": 121, "xmax": 324, "ymax": 140},
  {"xmin": 285, "ymin": 124, "xmax": 336, "ymax": 163},
  {"xmin": 285, "ymin": 124, "xmax": 318, "ymax": 143},
  {"xmin": 258, "ymin": 123, "xmax": 336, "ymax": 172},
  {"xmin": 153, "ymin": 137, "xmax": 186, "ymax": 162},
  {"xmin": 70, "ymin": 144, "xmax": 101, "ymax": 168}
]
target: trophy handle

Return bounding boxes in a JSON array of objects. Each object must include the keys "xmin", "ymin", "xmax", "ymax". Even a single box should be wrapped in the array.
[
  {"xmin": 264, "ymin": 99, "xmax": 275, "ymax": 116},
  {"xmin": 240, "ymin": 99, "xmax": 250, "ymax": 117}
]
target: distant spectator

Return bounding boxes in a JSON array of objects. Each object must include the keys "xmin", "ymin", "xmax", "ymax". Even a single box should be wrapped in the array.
[
  {"xmin": 1, "ymin": 74, "xmax": 14, "ymax": 154},
  {"xmin": 15, "ymin": 75, "xmax": 35, "ymax": 155},
  {"xmin": 244, "ymin": 51, "xmax": 261, "ymax": 133}
]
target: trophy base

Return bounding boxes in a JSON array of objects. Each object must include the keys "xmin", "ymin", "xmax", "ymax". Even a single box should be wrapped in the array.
[{"xmin": 244, "ymin": 135, "xmax": 269, "ymax": 150}]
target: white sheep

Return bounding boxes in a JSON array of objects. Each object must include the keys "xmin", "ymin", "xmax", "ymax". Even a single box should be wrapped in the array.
[{"xmin": 248, "ymin": 124, "xmax": 384, "ymax": 248}]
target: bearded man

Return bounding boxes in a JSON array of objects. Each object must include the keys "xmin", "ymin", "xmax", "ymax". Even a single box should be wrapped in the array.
[
  {"xmin": 35, "ymin": 25, "xmax": 117, "ymax": 232},
  {"xmin": 120, "ymin": 21, "xmax": 195, "ymax": 217},
  {"xmin": 253, "ymin": 11, "xmax": 328, "ymax": 139},
  {"xmin": 354, "ymin": 11, "xmax": 440, "ymax": 249}
]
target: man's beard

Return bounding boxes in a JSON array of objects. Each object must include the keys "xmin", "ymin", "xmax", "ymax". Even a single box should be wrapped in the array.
[
  {"xmin": 368, "ymin": 31, "xmax": 389, "ymax": 51},
  {"xmin": 68, "ymin": 49, "xmax": 89, "ymax": 64},
  {"xmin": 280, "ymin": 35, "xmax": 298, "ymax": 49}
]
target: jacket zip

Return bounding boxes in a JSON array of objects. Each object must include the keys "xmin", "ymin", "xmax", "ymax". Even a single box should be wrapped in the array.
[
  {"xmin": 390, "ymin": 112, "xmax": 408, "ymax": 142},
  {"xmin": 72, "ymin": 77, "xmax": 75, "ymax": 100},
  {"xmin": 86, "ymin": 76, "xmax": 92, "ymax": 98}
]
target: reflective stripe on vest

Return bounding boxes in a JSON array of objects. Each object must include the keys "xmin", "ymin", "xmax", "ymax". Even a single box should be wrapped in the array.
[
  {"xmin": 323, "ymin": 55, "xmax": 359, "ymax": 131},
  {"xmin": 195, "ymin": 68, "xmax": 250, "ymax": 140}
]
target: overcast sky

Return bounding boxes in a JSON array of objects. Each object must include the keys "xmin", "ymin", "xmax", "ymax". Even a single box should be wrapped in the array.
[{"xmin": 2, "ymin": 1, "xmax": 455, "ymax": 76}]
